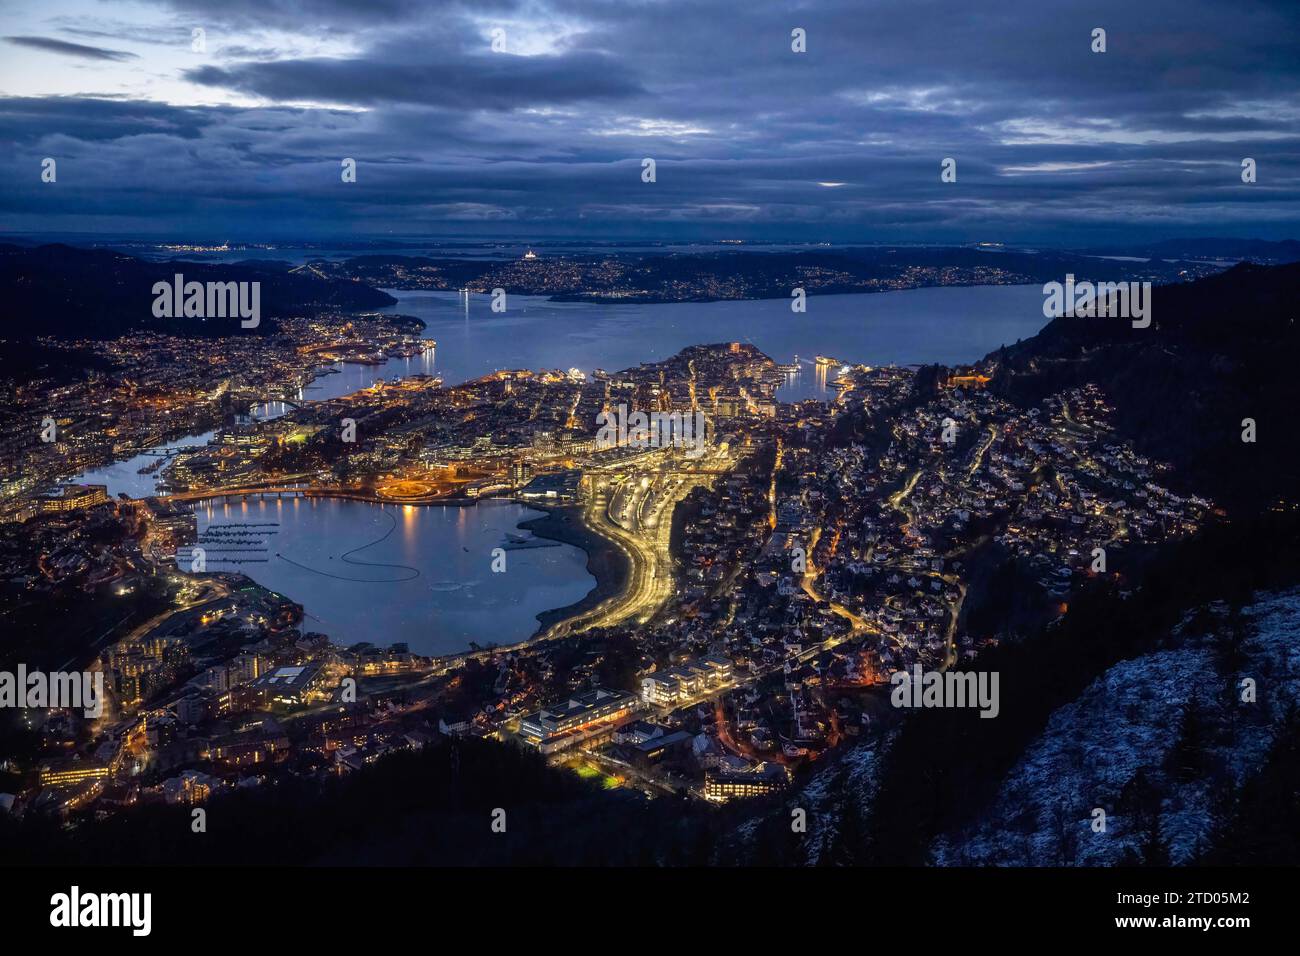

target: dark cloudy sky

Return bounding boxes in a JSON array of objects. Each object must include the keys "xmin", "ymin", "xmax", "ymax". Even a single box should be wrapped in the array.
[{"xmin": 1, "ymin": 0, "xmax": 1297, "ymax": 243}]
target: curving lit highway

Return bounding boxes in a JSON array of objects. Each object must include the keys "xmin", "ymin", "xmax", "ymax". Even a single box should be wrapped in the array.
[{"xmin": 540, "ymin": 445, "xmax": 734, "ymax": 639}]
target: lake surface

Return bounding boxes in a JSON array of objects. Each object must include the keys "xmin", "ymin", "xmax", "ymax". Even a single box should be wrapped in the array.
[{"xmin": 194, "ymin": 498, "xmax": 594, "ymax": 655}]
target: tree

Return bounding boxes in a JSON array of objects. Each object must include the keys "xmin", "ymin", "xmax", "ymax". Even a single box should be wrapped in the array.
[
  {"xmin": 828, "ymin": 782, "xmax": 866, "ymax": 866},
  {"xmin": 1168, "ymin": 696, "xmax": 1211, "ymax": 783}
]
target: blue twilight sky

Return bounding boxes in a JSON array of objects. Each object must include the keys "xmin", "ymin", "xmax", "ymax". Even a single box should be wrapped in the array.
[{"xmin": 0, "ymin": 0, "xmax": 1297, "ymax": 244}]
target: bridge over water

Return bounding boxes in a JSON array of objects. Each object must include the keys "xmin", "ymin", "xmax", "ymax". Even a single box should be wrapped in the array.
[{"xmin": 127, "ymin": 444, "xmax": 208, "ymax": 457}]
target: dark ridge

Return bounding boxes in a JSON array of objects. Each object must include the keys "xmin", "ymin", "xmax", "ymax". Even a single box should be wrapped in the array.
[
  {"xmin": 982, "ymin": 260, "xmax": 1300, "ymax": 515},
  {"xmin": 0, "ymin": 242, "xmax": 397, "ymax": 341}
]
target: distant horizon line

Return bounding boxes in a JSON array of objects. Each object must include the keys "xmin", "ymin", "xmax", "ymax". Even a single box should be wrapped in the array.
[{"xmin": 4, "ymin": 232, "xmax": 1298, "ymax": 250}]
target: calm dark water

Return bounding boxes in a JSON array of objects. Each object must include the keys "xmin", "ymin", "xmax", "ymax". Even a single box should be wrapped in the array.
[
  {"xmin": 251, "ymin": 284, "xmax": 1051, "ymax": 411},
  {"xmin": 363, "ymin": 283, "xmax": 1047, "ymax": 402},
  {"xmin": 195, "ymin": 498, "xmax": 593, "ymax": 655}
]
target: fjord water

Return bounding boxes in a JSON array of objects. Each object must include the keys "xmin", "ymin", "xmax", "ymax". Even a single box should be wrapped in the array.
[
  {"xmin": 98, "ymin": 284, "xmax": 1052, "ymax": 655},
  {"xmin": 372, "ymin": 283, "xmax": 1050, "ymax": 401},
  {"xmin": 270, "ymin": 283, "xmax": 1050, "ymax": 408},
  {"xmin": 196, "ymin": 497, "xmax": 594, "ymax": 654}
]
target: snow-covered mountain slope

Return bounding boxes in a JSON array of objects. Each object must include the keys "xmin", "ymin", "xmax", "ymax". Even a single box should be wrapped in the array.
[{"xmin": 931, "ymin": 589, "xmax": 1300, "ymax": 865}]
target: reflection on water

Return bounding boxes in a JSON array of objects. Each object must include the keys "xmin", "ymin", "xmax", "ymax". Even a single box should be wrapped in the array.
[
  {"xmin": 71, "ymin": 430, "xmax": 216, "ymax": 499},
  {"xmin": 121, "ymin": 285, "xmax": 1045, "ymax": 444},
  {"xmin": 251, "ymin": 351, "xmax": 440, "ymax": 420},
  {"xmin": 72, "ymin": 285, "xmax": 1053, "ymax": 649},
  {"xmin": 194, "ymin": 498, "xmax": 594, "ymax": 655},
  {"xmin": 372, "ymin": 284, "xmax": 1047, "ymax": 402}
]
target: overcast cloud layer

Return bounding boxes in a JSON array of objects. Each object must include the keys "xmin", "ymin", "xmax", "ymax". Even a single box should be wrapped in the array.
[{"xmin": 1, "ymin": 0, "xmax": 1297, "ymax": 243}]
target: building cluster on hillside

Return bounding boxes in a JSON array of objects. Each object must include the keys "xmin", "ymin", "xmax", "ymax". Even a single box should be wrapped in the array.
[
  {"xmin": 0, "ymin": 314, "xmax": 427, "ymax": 521},
  {"xmin": 1, "ymin": 337, "xmax": 1218, "ymax": 820}
]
